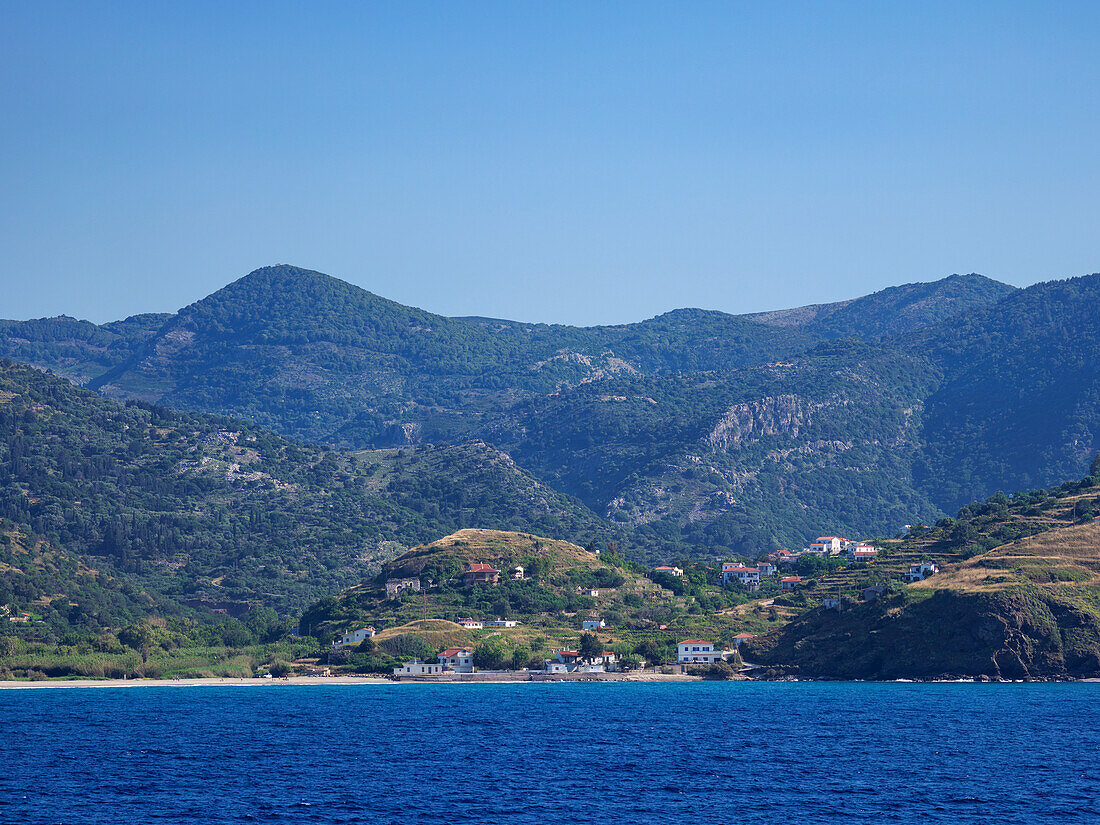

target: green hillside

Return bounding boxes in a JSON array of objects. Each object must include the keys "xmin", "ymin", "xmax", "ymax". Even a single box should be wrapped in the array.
[
  {"xmin": 743, "ymin": 460, "xmax": 1100, "ymax": 679},
  {"xmin": 0, "ymin": 361, "xmax": 617, "ymax": 620}
]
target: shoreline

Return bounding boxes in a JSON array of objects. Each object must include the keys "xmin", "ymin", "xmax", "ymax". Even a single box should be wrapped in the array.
[
  {"xmin": 2, "ymin": 674, "xmax": 1097, "ymax": 689},
  {"xmin": 0, "ymin": 672, "xmax": 703, "ymax": 689}
]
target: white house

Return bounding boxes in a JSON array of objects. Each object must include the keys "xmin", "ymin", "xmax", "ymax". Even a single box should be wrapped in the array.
[
  {"xmin": 756, "ymin": 562, "xmax": 777, "ymax": 577},
  {"xmin": 512, "ymin": 566, "xmax": 525, "ymax": 580},
  {"xmin": 652, "ymin": 566, "xmax": 684, "ymax": 577},
  {"xmin": 906, "ymin": 562, "xmax": 939, "ymax": 583},
  {"xmin": 807, "ymin": 536, "xmax": 845, "ymax": 555},
  {"xmin": 333, "ymin": 626, "xmax": 375, "ymax": 649},
  {"xmin": 720, "ymin": 563, "xmax": 760, "ymax": 589},
  {"xmin": 438, "ymin": 647, "xmax": 474, "ymax": 672},
  {"xmin": 393, "ymin": 661, "xmax": 443, "ymax": 677},
  {"xmin": 582, "ymin": 619, "xmax": 606, "ymax": 631},
  {"xmin": 457, "ymin": 618, "xmax": 483, "ymax": 630},
  {"xmin": 677, "ymin": 639, "xmax": 722, "ymax": 664},
  {"xmin": 486, "ymin": 619, "xmax": 519, "ymax": 628}
]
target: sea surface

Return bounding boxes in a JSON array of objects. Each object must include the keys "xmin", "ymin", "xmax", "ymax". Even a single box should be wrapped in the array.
[{"xmin": 3, "ymin": 681, "xmax": 1098, "ymax": 824}]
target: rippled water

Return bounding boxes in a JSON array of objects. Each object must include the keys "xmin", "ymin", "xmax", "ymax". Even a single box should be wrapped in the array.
[{"xmin": 3, "ymin": 681, "xmax": 1098, "ymax": 824}]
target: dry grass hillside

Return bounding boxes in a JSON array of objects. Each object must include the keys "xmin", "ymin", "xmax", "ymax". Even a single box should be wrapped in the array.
[
  {"xmin": 913, "ymin": 521, "xmax": 1100, "ymax": 594},
  {"xmin": 380, "ymin": 529, "xmax": 601, "ymax": 579}
]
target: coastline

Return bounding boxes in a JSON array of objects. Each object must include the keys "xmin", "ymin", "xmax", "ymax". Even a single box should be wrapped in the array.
[{"xmin": 0, "ymin": 671, "xmax": 705, "ymax": 689}]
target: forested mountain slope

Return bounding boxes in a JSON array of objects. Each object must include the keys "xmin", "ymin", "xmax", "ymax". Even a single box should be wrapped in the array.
[
  {"xmin": 3, "ymin": 264, "xmax": 1098, "ymax": 558},
  {"xmin": 0, "ymin": 362, "xmax": 617, "ymax": 616}
]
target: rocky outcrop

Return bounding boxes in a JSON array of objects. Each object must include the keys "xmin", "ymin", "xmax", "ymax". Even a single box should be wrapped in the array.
[
  {"xmin": 705, "ymin": 394, "xmax": 816, "ymax": 452},
  {"xmin": 743, "ymin": 587, "xmax": 1100, "ymax": 680}
]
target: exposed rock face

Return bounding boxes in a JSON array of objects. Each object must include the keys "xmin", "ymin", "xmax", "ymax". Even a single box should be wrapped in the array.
[
  {"xmin": 743, "ymin": 587, "xmax": 1100, "ymax": 680},
  {"xmin": 705, "ymin": 395, "xmax": 816, "ymax": 452}
]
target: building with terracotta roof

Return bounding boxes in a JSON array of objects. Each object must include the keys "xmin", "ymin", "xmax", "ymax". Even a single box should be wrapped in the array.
[
  {"xmin": 457, "ymin": 618, "xmax": 483, "ymax": 630},
  {"xmin": 461, "ymin": 563, "xmax": 501, "ymax": 586},
  {"xmin": 781, "ymin": 576, "xmax": 803, "ymax": 591},
  {"xmin": 438, "ymin": 647, "xmax": 474, "ymax": 672}
]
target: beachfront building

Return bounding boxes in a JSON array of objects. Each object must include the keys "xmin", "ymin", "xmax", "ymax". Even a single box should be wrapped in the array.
[
  {"xmin": 438, "ymin": 647, "xmax": 475, "ymax": 673},
  {"xmin": 677, "ymin": 639, "xmax": 722, "ymax": 665},
  {"xmin": 393, "ymin": 661, "xmax": 444, "ymax": 677},
  {"xmin": 333, "ymin": 626, "xmax": 375, "ymax": 649}
]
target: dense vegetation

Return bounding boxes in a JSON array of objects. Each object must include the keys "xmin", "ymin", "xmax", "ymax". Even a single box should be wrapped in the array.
[
  {"xmin": 0, "ymin": 361, "xmax": 618, "ymax": 622},
  {"xmin": 2, "ymin": 264, "xmax": 1097, "ymax": 561}
]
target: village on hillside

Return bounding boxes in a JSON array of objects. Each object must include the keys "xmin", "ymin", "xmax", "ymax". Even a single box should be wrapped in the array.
[{"xmin": 314, "ymin": 532, "xmax": 943, "ymax": 680}]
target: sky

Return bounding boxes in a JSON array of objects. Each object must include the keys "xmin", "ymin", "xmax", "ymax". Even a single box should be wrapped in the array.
[{"xmin": 2, "ymin": 1, "xmax": 1099, "ymax": 326}]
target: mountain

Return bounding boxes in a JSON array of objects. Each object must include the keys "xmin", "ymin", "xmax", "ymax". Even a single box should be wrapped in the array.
[
  {"xmin": 748, "ymin": 273, "xmax": 1016, "ymax": 339},
  {"xmin": 914, "ymin": 274, "xmax": 1100, "ymax": 510},
  {"xmin": 0, "ymin": 361, "xmax": 618, "ymax": 622},
  {"xmin": 7, "ymin": 263, "xmax": 1100, "ymax": 558}
]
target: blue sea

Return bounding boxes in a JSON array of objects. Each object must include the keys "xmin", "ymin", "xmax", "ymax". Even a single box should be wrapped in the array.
[{"xmin": 2, "ymin": 681, "xmax": 1098, "ymax": 824}]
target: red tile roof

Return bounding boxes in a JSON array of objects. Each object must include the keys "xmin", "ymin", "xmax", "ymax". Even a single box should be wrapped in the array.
[
  {"xmin": 678, "ymin": 639, "xmax": 712, "ymax": 645},
  {"xmin": 734, "ymin": 633, "xmax": 755, "ymax": 640},
  {"xmin": 465, "ymin": 564, "xmax": 500, "ymax": 573},
  {"xmin": 439, "ymin": 648, "xmax": 469, "ymax": 657}
]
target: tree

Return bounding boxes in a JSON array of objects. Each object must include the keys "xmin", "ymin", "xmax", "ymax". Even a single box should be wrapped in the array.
[
  {"xmin": 1091, "ymin": 453, "xmax": 1100, "ymax": 479},
  {"xmin": 510, "ymin": 646, "xmax": 530, "ymax": 671},
  {"xmin": 579, "ymin": 632, "xmax": 602, "ymax": 658},
  {"xmin": 473, "ymin": 638, "xmax": 507, "ymax": 670}
]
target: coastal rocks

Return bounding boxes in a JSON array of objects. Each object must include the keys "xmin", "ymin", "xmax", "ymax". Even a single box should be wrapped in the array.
[{"xmin": 742, "ymin": 587, "xmax": 1100, "ymax": 680}]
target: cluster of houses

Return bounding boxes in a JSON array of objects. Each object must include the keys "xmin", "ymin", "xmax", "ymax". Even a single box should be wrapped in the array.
[
  {"xmin": 383, "ymin": 562, "xmax": 526, "ymax": 601},
  {"xmin": 768, "ymin": 535, "xmax": 880, "ymax": 566},
  {"xmin": 394, "ymin": 636, "xmax": 750, "ymax": 677}
]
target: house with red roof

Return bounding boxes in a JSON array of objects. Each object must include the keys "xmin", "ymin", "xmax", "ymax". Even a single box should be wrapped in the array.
[
  {"xmin": 732, "ymin": 632, "xmax": 756, "ymax": 647},
  {"xmin": 438, "ymin": 647, "xmax": 474, "ymax": 673},
  {"xmin": 781, "ymin": 576, "xmax": 803, "ymax": 591},
  {"xmin": 652, "ymin": 565, "xmax": 684, "ymax": 577},
  {"xmin": 461, "ymin": 563, "xmax": 501, "ymax": 586},
  {"xmin": 456, "ymin": 618, "xmax": 483, "ymax": 630},
  {"xmin": 677, "ymin": 639, "xmax": 722, "ymax": 664}
]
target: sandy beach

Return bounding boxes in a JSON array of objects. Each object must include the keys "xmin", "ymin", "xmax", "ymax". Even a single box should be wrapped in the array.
[{"xmin": 0, "ymin": 671, "xmax": 705, "ymax": 689}]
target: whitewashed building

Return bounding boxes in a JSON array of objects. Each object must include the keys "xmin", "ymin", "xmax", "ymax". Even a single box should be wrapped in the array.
[
  {"xmin": 906, "ymin": 562, "xmax": 939, "ymax": 583},
  {"xmin": 393, "ymin": 661, "xmax": 443, "ymax": 677},
  {"xmin": 677, "ymin": 639, "xmax": 722, "ymax": 664},
  {"xmin": 438, "ymin": 647, "xmax": 475, "ymax": 672},
  {"xmin": 333, "ymin": 626, "xmax": 375, "ymax": 649},
  {"xmin": 581, "ymin": 619, "xmax": 606, "ymax": 630},
  {"xmin": 457, "ymin": 618, "xmax": 484, "ymax": 630}
]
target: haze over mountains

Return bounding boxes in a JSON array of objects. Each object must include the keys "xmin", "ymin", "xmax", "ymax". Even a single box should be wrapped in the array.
[{"xmin": 2, "ymin": 264, "xmax": 1098, "ymax": 560}]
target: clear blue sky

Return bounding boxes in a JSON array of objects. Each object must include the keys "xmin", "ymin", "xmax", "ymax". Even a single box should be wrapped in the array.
[{"xmin": 2, "ymin": 2, "xmax": 1099, "ymax": 325}]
